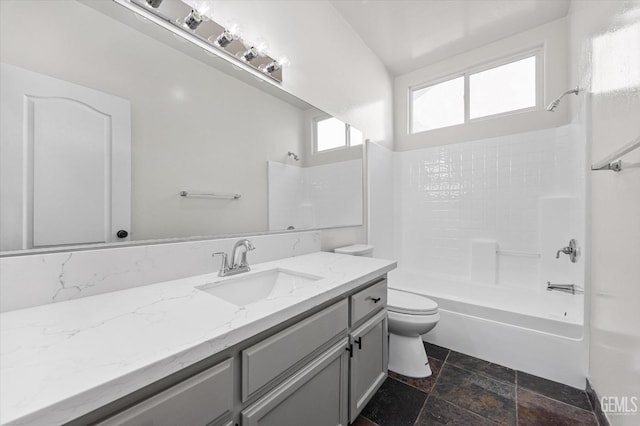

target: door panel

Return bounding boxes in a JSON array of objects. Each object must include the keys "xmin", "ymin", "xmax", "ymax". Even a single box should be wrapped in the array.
[{"xmin": 0, "ymin": 62, "xmax": 131, "ymax": 250}]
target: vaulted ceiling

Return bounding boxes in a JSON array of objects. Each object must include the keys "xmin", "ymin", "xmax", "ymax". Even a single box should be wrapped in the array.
[{"xmin": 330, "ymin": 0, "xmax": 571, "ymax": 75}]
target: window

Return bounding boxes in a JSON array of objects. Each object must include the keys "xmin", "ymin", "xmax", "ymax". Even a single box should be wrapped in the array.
[
  {"xmin": 410, "ymin": 51, "xmax": 539, "ymax": 134},
  {"xmin": 314, "ymin": 116, "xmax": 363, "ymax": 153},
  {"xmin": 470, "ymin": 56, "xmax": 536, "ymax": 119},
  {"xmin": 412, "ymin": 77, "xmax": 464, "ymax": 133}
]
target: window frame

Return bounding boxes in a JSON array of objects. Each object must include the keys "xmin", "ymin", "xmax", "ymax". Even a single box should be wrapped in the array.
[
  {"xmin": 408, "ymin": 47, "xmax": 543, "ymax": 134},
  {"xmin": 312, "ymin": 114, "xmax": 362, "ymax": 154}
]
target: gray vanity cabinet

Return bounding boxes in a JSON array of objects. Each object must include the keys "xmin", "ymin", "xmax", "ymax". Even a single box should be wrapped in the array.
[
  {"xmin": 98, "ymin": 358, "xmax": 234, "ymax": 426},
  {"xmin": 348, "ymin": 309, "xmax": 388, "ymax": 423},
  {"xmin": 241, "ymin": 339, "xmax": 349, "ymax": 426},
  {"xmin": 89, "ymin": 276, "xmax": 389, "ymax": 426}
]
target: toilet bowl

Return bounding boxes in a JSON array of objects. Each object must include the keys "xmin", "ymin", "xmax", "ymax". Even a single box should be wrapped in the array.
[
  {"xmin": 334, "ymin": 245, "xmax": 440, "ymax": 378},
  {"xmin": 387, "ymin": 288, "xmax": 439, "ymax": 378}
]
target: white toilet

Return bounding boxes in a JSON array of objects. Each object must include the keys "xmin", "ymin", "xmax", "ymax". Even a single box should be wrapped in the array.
[
  {"xmin": 334, "ymin": 245, "xmax": 440, "ymax": 378},
  {"xmin": 386, "ymin": 288, "xmax": 439, "ymax": 378}
]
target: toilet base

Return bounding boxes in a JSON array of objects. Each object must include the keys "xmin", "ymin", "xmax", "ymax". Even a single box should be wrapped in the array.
[{"xmin": 388, "ymin": 333, "xmax": 432, "ymax": 378}]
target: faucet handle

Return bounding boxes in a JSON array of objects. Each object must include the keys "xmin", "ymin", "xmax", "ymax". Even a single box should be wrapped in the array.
[
  {"xmin": 555, "ymin": 239, "xmax": 578, "ymax": 263},
  {"xmin": 212, "ymin": 252, "xmax": 230, "ymax": 276}
]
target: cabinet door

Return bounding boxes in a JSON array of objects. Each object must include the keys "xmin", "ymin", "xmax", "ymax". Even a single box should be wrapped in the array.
[
  {"xmin": 349, "ymin": 310, "xmax": 388, "ymax": 423},
  {"xmin": 98, "ymin": 358, "xmax": 233, "ymax": 426},
  {"xmin": 241, "ymin": 339, "xmax": 349, "ymax": 426}
]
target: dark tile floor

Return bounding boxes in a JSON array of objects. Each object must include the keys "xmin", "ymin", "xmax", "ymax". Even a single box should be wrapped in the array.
[{"xmin": 354, "ymin": 342, "xmax": 601, "ymax": 426}]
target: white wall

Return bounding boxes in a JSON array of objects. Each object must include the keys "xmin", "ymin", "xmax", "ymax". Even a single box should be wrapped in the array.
[
  {"xmin": 212, "ymin": 1, "xmax": 394, "ymax": 151},
  {"xmin": 209, "ymin": 1, "xmax": 395, "ymax": 250},
  {"xmin": 394, "ymin": 18, "xmax": 568, "ymax": 151},
  {"xmin": 568, "ymin": 1, "xmax": 640, "ymax": 423}
]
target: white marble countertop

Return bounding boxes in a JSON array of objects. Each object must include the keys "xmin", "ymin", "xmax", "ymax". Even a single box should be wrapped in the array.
[{"xmin": 0, "ymin": 252, "xmax": 396, "ymax": 426}]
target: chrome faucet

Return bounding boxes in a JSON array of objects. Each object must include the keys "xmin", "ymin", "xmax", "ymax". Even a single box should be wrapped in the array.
[
  {"xmin": 212, "ymin": 239, "xmax": 255, "ymax": 277},
  {"xmin": 556, "ymin": 239, "xmax": 578, "ymax": 263}
]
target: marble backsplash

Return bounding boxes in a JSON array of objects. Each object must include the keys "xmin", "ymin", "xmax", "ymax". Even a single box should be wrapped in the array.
[{"xmin": 0, "ymin": 231, "xmax": 321, "ymax": 312}]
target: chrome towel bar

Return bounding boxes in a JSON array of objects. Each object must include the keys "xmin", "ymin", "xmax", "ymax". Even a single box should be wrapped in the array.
[
  {"xmin": 179, "ymin": 191, "xmax": 241, "ymax": 200},
  {"xmin": 591, "ymin": 135, "xmax": 640, "ymax": 172}
]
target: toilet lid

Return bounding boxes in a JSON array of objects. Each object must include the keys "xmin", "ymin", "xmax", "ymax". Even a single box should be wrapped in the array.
[{"xmin": 387, "ymin": 288, "xmax": 438, "ymax": 315}]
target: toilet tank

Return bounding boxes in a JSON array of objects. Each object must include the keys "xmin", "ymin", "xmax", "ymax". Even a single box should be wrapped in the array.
[{"xmin": 334, "ymin": 244, "xmax": 374, "ymax": 257}]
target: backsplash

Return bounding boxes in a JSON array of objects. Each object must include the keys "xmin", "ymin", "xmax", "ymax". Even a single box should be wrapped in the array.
[{"xmin": 0, "ymin": 231, "xmax": 320, "ymax": 312}]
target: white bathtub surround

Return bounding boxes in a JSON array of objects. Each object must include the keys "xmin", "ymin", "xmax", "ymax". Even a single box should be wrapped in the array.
[
  {"xmin": 0, "ymin": 231, "xmax": 320, "ymax": 313},
  {"xmin": 367, "ymin": 122, "xmax": 589, "ymax": 388},
  {"xmin": 394, "ymin": 125, "xmax": 586, "ymax": 287},
  {"xmin": 366, "ymin": 142, "xmax": 395, "ymax": 260},
  {"xmin": 0, "ymin": 252, "xmax": 396, "ymax": 426},
  {"xmin": 470, "ymin": 239, "xmax": 498, "ymax": 284},
  {"xmin": 540, "ymin": 197, "xmax": 584, "ymax": 288},
  {"xmin": 388, "ymin": 269, "xmax": 587, "ymax": 387},
  {"xmin": 267, "ymin": 160, "xmax": 363, "ymax": 231}
]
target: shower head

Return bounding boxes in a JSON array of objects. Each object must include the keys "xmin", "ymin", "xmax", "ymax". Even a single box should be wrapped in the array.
[
  {"xmin": 546, "ymin": 99, "xmax": 561, "ymax": 112},
  {"xmin": 546, "ymin": 86, "xmax": 580, "ymax": 112},
  {"xmin": 287, "ymin": 151, "xmax": 299, "ymax": 161}
]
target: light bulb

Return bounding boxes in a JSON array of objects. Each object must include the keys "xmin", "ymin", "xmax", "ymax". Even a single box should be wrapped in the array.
[
  {"xmin": 145, "ymin": 0, "xmax": 163, "ymax": 8},
  {"xmin": 259, "ymin": 56, "xmax": 290, "ymax": 74},
  {"xmin": 182, "ymin": 9, "xmax": 207, "ymax": 30},
  {"xmin": 213, "ymin": 23, "xmax": 241, "ymax": 48},
  {"xmin": 179, "ymin": 1, "xmax": 212, "ymax": 30},
  {"xmin": 239, "ymin": 38, "xmax": 269, "ymax": 62}
]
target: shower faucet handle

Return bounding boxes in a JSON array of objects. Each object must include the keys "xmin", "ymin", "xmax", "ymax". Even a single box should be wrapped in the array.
[{"xmin": 555, "ymin": 239, "xmax": 579, "ymax": 263}]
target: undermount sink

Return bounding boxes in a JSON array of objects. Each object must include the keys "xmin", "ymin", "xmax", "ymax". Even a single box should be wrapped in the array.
[{"xmin": 197, "ymin": 269, "xmax": 323, "ymax": 306}]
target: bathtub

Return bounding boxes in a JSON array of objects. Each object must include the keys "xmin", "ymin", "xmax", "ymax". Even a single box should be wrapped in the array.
[{"xmin": 388, "ymin": 269, "xmax": 588, "ymax": 388}]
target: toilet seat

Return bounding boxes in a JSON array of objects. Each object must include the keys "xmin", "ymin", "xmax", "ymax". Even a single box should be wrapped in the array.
[{"xmin": 388, "ymin": 288, "xmax": 438, "ymax": 315}]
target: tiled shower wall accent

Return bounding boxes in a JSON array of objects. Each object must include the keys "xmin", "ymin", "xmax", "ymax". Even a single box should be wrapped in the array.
[
  {"xmin": 0, "ymin": 231, "xmax": 321, "ymax": 312},
  {"xmin": 268, "ymin": 160, "xmax": 363, "ymax": 231},
  {"xmin": 394, "ymin": 125, "xmax": 586, "ymax": 287}
]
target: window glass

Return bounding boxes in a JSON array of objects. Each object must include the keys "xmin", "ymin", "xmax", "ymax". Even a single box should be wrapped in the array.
[
  {"xmin": 411, "ymin": 76, "xmax": 464, "ymax": 133},
  {"xmin": 316, "ymin": 117, "xmax": 346, "ymax": 151},
  {"xmin": 470, "ymin": 56, "xmax": 536, "ymax": 119},
  {"xmin": 350, "ymin": 126, "xmax": 363, "ymax": 146}
]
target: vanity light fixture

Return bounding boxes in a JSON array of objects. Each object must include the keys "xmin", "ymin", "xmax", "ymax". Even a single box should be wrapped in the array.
[
  {"xmin": 260, "ymin": 57, "xmax": 290, "ymax": 74},
  {"xmin": 182, "ymin": 8, "xmax": 208, "ymax": 30},
  {"xmin": 240, "ymin": 40, "xmax": 268, "ymax": 62},
  {"xmin": 145, "ymin": 0, "xmax": 163, "ymax": 8},
  {"xmin": 123, "ymin": 0, "xmax": 288, "ymax": 83},
  {"xmin": 213, "ymin": 23, "xmax": 241, "ymax": 48}
]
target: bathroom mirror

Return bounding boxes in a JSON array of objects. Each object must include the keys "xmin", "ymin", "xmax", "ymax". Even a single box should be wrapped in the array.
[{"xmin": 0, "ymin": 0, "xmax": 363, "ymax": 253}]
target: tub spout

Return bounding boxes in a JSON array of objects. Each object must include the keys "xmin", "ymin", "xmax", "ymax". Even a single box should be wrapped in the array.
[{"xmin": 546, "ymin": 282, "xmax": 584, "ymax": 295}]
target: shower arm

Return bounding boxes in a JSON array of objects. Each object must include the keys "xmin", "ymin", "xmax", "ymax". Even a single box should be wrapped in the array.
[{"xmin": 546, "ymin": 86, "xmax": 580, "ymax": 111}]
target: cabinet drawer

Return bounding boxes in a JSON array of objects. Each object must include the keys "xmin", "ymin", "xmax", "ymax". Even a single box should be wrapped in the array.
[
  {"xmin": 242, "ymin": 299, "xmax": 348, "ymax": 401},
  {"xmin": 242, "ymin": 339, "xmax": 349, "ymax": 426},
  {"xmin": 350, "ymin": 279, "xmax": 387, "ymax": 326},
  {"xmin": 98, "ymin": 358, "xmax": 233, "ymax": 426}
]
